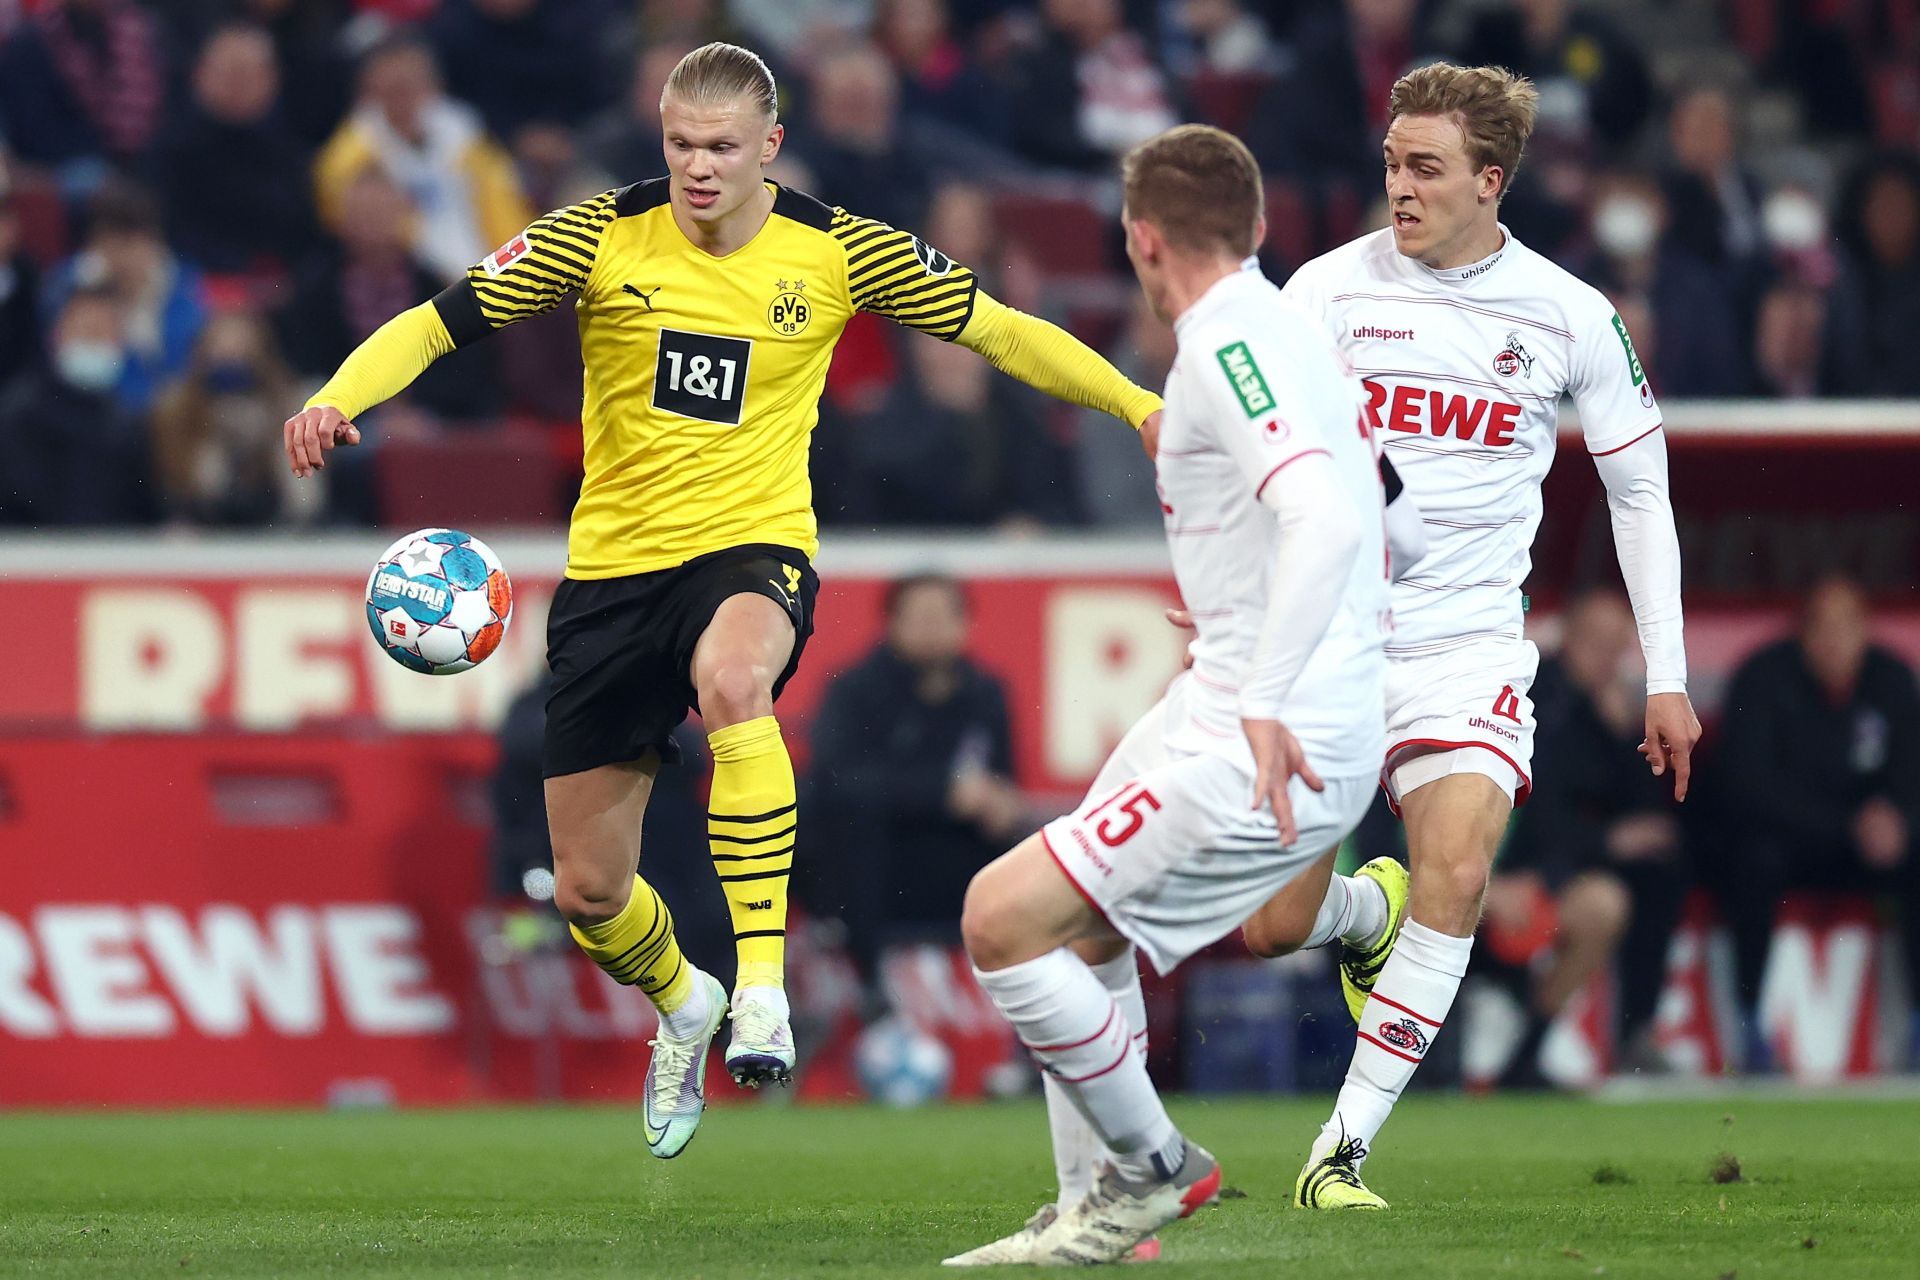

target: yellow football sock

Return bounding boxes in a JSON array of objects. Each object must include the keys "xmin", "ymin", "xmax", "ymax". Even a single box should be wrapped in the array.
[
  {"xmin": 567, "ymin": 875, "xmax": 694, "ymax": 1014},
  {"xmin": 706, "ymin": 715, "xmax": 795, "ymax": 991}
]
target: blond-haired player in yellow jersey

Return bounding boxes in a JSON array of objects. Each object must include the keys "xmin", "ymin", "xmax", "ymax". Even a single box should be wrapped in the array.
[{"xmin": 283, "ymin": 42, "xmax": 1162, "ymax": 1159}]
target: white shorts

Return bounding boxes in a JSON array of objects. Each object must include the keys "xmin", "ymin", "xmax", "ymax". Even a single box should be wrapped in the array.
[
  {"xmin": 1042, "ymin": 690, "xmax": 1376, "ymax": 976},
  {"xmin": 1381, "ymin": 636, "xmax": 1538, "ymax": 813}
]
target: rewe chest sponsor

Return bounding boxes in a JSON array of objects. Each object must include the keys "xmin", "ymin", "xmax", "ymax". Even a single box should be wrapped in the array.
[{"xmin": 1363, "ymin": 378, "xmax": 1525, "ymax": 448}]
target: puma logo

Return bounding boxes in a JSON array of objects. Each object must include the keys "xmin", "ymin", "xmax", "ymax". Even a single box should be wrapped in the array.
[
  {"xmin": 623, "ymin": 283, "xmax": 662, "ymax": 311},
  {"xmin": 746, "ymin": 899, "xmax": 773, "ymax": 911}
]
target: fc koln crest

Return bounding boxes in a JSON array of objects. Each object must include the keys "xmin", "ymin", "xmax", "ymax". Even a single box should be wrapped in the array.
[{"xmin": 1492, "ymin": 330, "xmax": 1535, "ymax": 378}]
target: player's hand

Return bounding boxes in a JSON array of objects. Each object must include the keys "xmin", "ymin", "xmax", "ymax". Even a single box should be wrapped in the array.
[
  {"xmin": 1639, "ymin": 691, "xmax": 1701, "ymax": 802},
  {"xmin": 284, "ymin": 404, "xmax": 361, "ymax": 478},
  {"xmin": 1139, "ymin": 410, "xmax": 1161, "ymax": 459},
  {"xmin": 1242, "ymin": 717, "xmax": 1323, "ymax": 846},
  {"xmin": 1166, "ymin": 606, "xmax": 1196, "ymax": 670}
]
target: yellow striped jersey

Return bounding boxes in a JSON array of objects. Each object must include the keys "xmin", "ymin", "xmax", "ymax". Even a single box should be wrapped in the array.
[{"xmin": 434, "ymin": 179, "xmax": 985, "ymax": 578}]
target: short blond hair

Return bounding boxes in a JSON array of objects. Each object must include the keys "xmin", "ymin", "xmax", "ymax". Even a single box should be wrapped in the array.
[
  {"xmin": 662, "ymin": 42, "xmax": 778, "ymax": 120},
  {"xmin": 1389, "ymin": 62, "xmax": 1539, "ymax": 200},
  {"xmin": 1122, "ymin": 124, "xmax": 1264, "ymax": 259}
]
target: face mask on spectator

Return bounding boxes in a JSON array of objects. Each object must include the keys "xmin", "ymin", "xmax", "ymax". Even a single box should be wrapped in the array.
[
  {"xmin": 206, "ymin": 361, "xmax": 259, "ymax": 395},
  {"xmin": 1592, "ymin": 196, "xmax": 1658, "ymax": 258},
  {"xmin": 56, "ymin": 341, "xmax": 126, "ymax": 392},
  {"xmin": 1762, "ymin": 190, "xmax": 1827, "ymax": 253}
]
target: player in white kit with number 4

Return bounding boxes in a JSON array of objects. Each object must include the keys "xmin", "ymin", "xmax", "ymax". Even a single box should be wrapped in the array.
[
  {"xmin": 945, "ymin": 125, "xmax": 1411, "ymax": 1267},
  {"xmin": 1230, "ymin": 62, "xmax": 1704, "ymax": 1209}
]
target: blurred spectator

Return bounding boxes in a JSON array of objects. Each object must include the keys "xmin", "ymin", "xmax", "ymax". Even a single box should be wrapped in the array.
[
  {"xmin": 1455, "ymin": 0, "xmax": 1651, "ymax": 155},
  {"xmin": 582, "ymin": 44, "xmax": 682, "ymax": 186},
  {"xmin": 1717, "ymin": 577, "xmax": 1920, "ymax": 1064},
  {"xmin": 429, "ymin": 0, "xmax": 616, "ymax": 139},
  {"xmin": 1005, "ymin": 0, "xmax": 1177, "ymax": 171},
  {"xmin": 793, "ymin": 44, "xmax": 930, "ymax": 232},
  {"xmin": 1170, "ymin": 0, "xmax": 1277, "ymax": 75},
  {"xmin": 44, "ymin": 179, "xmax": 207, "ymax": 413},
  {"xmin": 1751, "ymin": 277, "xmax": 1836, "ymax": 398},
  {"xmin": 0, "ymin": 179, "xmax": 43, "ymax": 388},
  {"xmin": 830, "ymin": 332, "xmax": 1079, "ymax": 527},
  {"xmin": 802, "ymin": 573, "xmax": 1023, "ymax": 1000},
  {"xmin": 313, "ymin": 36, "xmax": 533, "ymax": 283},
  {"xmin": 637, "ymin": 0, "xmax": 736, "ymax": 52},
  {"xmin": 1246, "ymin": 0, "xmax": 1422, "ymax": 192},
  {"xmin": 150, "ymin": 305, "xmax": 313, "ymax": 526},
  {"xmin": 1491, "ymin": 591, "xmax": 1689, "ymax": 1082},
  {"xmin": 729, "ymin": 0, "xmax": 870, "ymax": 59},
  {"xmin": 1575, "ymin": 172, "xmax": 1746, "ymax": 397},
  {"xmin": 173, "ymin": 0, "xmax": 353, "ymax": 148},
  {"xmin": 0, "ymin": 0, "xmax": 165, "ymax": 175},
  {"xmin": 152, "ymin": 21, "xmax": 313, "ymax": 276},
  {"xmin": 276, "ymin": 167, "xmax": 504, "ymax": 423},
  {"xmin": 1660, "ymin": 85, "xmax": 1767, "ymax": 297},
  {"xmin": 1833, "ymin": 152, "xmax": 1920, "ymax": 397},
  {"xmin": 0, "ymin": 283, "xmax": 152, "ymax": 525},
  {"xmin": 876, "ymin": 0, "xmax": 1005, "ymax": 141},
  {"xmin": 1075, "ymin": 293, "xmax": 1166, "ymax": 529}
]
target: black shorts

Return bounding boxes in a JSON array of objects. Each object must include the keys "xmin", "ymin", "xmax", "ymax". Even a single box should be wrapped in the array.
[{"xmin": 542, "ymin": 543, "xmax": 819, "ymax": 778}]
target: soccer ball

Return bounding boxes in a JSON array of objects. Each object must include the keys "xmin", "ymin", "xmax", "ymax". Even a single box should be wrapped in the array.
[
  {"xmin": 365, "ymin": 528, "xmax": 512, "ymax": 675},
  {"xmin": 854, "ymin": 1016, "xmax": 953, "ymax": 1107}
]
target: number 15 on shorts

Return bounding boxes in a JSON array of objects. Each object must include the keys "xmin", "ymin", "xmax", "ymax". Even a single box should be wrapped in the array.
[{"xmin": 1087, "ymin": 784, "xmax": 1162, "ymax": 847}]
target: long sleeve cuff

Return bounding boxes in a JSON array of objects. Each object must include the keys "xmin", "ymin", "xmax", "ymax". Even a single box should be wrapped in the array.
[
  {"xmin": 954, "ymin": 291, "xmax": 1161, "ymax": 428},
  {"xmin": 304, "ymin": 300, "xmax": 457, "ymax": 421}
]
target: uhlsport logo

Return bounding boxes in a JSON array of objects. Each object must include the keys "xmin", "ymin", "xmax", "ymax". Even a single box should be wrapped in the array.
[
  {"xmin": 1492, "ymin": 330, "xmax": 1535, "ymax": 378},
  {"xmin": 1379, "ymin": 1017, "xmax": 1429, "ymax": 1054}
]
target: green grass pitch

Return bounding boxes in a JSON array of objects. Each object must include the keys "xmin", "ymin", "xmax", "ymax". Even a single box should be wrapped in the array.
[{"xmin": 4, "ymin": 1096, "xmax": 1914, "ymax": 1278}]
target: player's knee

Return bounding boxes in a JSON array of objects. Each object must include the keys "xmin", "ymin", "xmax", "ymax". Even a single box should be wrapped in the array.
[
  {"xmin": 1241, "ymin": 911, "xmax": 1301, "ymax": 959},
  {"xmin": 960, "ymin": 874, "xmax": 1018, "ymax": 970},
  {"xmin": 1562, "ymin": 873, "xmax": 1630, "ymax": 945},
  {"xmin": 1434, "ymin": 855, "xmax": 1492, "ymax": 915},
  {"xmin": 550, "ymin": 858, "xmax": 634, "ymax": 926},
  {"xmin": 699, "ymin": 661, "xmax": 774, "ymax": 726}
]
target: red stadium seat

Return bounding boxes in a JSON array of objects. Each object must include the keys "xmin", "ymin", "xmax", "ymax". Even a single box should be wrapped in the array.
[
  {"xmin": 990, "ymin": 190, "xmax": 1113, "ymax": 279},
  {"xmin": 1182, "ymin": 71, "xmax": 1274, "ymax": 138},
  {"xmin": 374, "ymin": 425, "xmax": 570, "ymax": 528},
  {"xmin": 6, "ymin": 170, "xmax": 68, "ymax": 267}
]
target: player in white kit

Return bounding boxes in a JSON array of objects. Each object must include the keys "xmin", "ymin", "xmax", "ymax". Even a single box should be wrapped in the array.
[
  {"xmin": 945, "ymin": 125, "xmax": 1395, "ymax": 1267},
  {"xmin": 1230, "ymin": 63, "xmax": 1703, "ymax": 1208}
]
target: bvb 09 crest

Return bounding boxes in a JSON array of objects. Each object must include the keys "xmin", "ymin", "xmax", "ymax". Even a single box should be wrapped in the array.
[{"xmin": 769, "ymin": 278, "xmax": 811, "ymax": 336}]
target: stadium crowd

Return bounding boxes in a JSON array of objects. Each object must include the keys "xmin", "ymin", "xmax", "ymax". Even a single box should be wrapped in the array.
[{"xmin": 1, "ymin": 0, "xmax": 1917, "ymax": 531}]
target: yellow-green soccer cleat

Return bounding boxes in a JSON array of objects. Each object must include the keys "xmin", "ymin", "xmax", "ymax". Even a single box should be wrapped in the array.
[
  {"xmin": 1295, "ymin": 1135, "xmax": 1388, "ymax": 1210},
  {"xmin": 1340, "ymin": 857, "xmax": 1410, "ymax": 1023}
]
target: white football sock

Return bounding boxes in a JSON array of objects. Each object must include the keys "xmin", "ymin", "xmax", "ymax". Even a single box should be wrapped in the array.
[
  {"xmin": 1047, "ymin": 949, "xmax": 1147, "ymax": 1204},
  {"xmin": 658, "ymin": 967, "xmax": 713, "ymax": 1039},
  {"xmin": 732, "ymin": 983, "xmax": 790, "ymax": 1020},
  {"xmin": 975, "ymin": 950, "xmax": 1176, "ymax": 1182},
  {"xmin": 1314, "ymin": 918, "xmax": 1471, "ymax": 1163},
  {"xmin": 1302, "ymin": 874, "xmax": 1389, "ymax": 951}
]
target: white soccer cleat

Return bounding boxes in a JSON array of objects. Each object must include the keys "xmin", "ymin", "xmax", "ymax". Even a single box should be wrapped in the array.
[
  {"xmin": 944, "ymin": 1205, "xmax": 1164, "ymax": 1267},
  {"xmin": 642, "ymin": 973, "xmax": 728, "ymax": 1160},
  {"xmin": 725, "ymin": 989, "xmax": 796, "ymax": 1087},
  {"xmin": 1032, "ymin": 1142, "xmax": 1220, "ymax": 1266},
  {"xmin": 942, "ymin": 1205, "xmax": 1060, "ymax": 1267}
]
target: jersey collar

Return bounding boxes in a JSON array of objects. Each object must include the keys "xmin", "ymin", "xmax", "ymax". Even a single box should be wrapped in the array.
[
  {"xmin": 1173, "ymin": 257, "xmax": 1265, "ymax": 335},
  {"xmin": 1412, "ymin": 225, "xmax": 1513, "ymax": 285}
]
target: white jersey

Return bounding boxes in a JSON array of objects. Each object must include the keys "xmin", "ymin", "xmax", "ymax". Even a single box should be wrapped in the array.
[
  {"xmin": 1282, "ymin": 227, "xmax": 1662, "ymax": 658},
  {"xmin": 1156, "ymin": 262, "xmax": 1389, "ymax": 779}
]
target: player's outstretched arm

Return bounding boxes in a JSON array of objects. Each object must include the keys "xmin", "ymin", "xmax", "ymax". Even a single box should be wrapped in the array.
[
  {"xmin": 290, "ymin": 191, "xmax": 619, "ymax": 478},
  {"xmin": 285, "ymin": 303, "xmax": 453, "ymax": 476},
  {"xmin": 954, "ymin": 292, "xmax": 1162, "ymax": 430}
]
